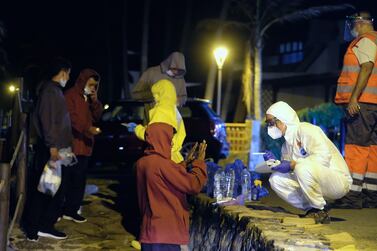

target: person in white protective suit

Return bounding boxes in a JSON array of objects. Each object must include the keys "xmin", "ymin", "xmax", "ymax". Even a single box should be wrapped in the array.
[{"xmin": 264, "ymin": 101, "xmax": 353, "ymax": 224}]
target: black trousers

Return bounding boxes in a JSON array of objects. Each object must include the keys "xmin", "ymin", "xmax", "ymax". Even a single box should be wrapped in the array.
[
  {"xmin": 63, "ymin": 155, "xmax": 89, "ymax": 215},
  {"xmin": 24, "ymin": 140, "xmax": 66, "ymax": 234},
  {"xmin": 141, "ymin": 243, "xmax": 181, "ymax": 251}
]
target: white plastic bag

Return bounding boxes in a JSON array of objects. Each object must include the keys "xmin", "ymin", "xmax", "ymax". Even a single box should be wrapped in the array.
[
  {"xmin": 58, "ymin": 147, "xmax": 78, "ymax": 166},
  {"xmin": 37, "ymin": 162, "xmax": 62, "ymax": 197}
]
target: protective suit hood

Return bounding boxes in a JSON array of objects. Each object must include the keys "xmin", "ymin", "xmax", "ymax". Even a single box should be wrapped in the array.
[
  {"xmin": 266, "ymin": 101, "xmax": 300, "ymax": 145},
  {"xmin": 148, "ymin": 79, "xmax": 178, "ymax": 130},
  {"xmin": 160, "ymin": 52, "xmax": 186, "ymax": 78}
]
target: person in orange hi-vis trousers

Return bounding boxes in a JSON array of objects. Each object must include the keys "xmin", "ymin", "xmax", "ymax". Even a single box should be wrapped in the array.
[{"xmin": 334, "ymin": 12, "xmax": 377, "ymax": 209}]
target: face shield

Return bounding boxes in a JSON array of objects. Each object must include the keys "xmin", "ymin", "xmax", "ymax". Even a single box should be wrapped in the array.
[{"xmin": 344, "ymin": 15, "xmax": 374, "ymax": 42}]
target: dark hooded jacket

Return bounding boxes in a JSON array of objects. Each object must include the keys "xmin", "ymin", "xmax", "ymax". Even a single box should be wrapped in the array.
[
  {"xmin": 131, "ymin": 52, "xmax": 187, "ymax": 106},
  {"xmin": 136, "ymin": 123, "xmax": 207, "ymax": 245},
  {"xmin": 64, "ymin": 69, "xmax": 103, "ymax": 156},
  {"xmin": 33, "ymin": 80, "xmax": 72, "ymax": 149}
]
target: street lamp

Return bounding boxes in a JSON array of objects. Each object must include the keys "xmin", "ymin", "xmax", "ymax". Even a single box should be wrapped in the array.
[{"xmin": 213, "ymin": 46, "xmax": 228, "ymax": 115}]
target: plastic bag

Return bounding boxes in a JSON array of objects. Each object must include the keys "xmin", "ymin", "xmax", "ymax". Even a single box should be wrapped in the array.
[
  {"xmin": 38, "ymin": 162, "xmax": 62, "ymax": 197},
  {"xmin": 58, "ymin": 147, "xmax": 77, "ymax": 166}
]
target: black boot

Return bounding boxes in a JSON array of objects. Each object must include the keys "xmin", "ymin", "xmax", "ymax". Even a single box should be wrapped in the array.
[{"xmin": 332, "ymin": 191, "xmax": 363, "ymax": 209}]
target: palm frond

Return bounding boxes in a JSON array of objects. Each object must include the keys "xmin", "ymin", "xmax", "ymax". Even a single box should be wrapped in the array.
[
  {"xmin": 196, "ymin": 19, "xmax": 250, "ymax": 32},
  {"xmin": 277, "ymin": 4, "xmax": 354, "ymax": 23},
  {"xmin": 259, "ymin": 4, "xmax": 354, "ymax": 39}
]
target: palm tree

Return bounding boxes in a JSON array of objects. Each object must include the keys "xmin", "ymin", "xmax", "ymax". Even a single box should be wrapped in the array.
[{"xmin": 201, "ymin": 0, "xmax": 353, "ymax": 120}]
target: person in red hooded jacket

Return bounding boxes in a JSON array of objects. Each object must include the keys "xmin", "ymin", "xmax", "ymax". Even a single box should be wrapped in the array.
[
  {"xmin": 63, "ymin": 68, "xmax": 103, "ymax": 223},
  {"xmin": 136, "ymin": 123, "xmax": 207, "ymax": 251}
]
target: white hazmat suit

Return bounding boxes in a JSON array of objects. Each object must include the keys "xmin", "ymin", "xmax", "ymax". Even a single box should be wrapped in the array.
[{"xmin": 267, "ymin": 102, "xmax": 352, "ymax": 210}]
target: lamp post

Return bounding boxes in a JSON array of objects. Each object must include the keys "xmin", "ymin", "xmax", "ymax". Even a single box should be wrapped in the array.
[{"xmin": 213, "ymin": 46, "xmax": 228, "ymax": 115}]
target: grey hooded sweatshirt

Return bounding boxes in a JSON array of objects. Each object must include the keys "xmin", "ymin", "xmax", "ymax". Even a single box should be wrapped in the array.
[
  {"xmin": 33, "ymin": 80, "xmax": 73, "ymax": 149},
  {"xmin": 132, "ymin": 52, "xmax": 187, "ymax": 106}
]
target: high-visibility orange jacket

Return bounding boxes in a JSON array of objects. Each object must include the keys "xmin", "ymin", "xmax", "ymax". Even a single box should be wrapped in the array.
[{"xmin": 335, "ymin": 31, "xmax": 377, "ymax": 104}]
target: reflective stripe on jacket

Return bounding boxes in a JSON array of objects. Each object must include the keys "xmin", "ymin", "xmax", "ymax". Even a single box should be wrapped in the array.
[{"xmin": 335, "ymin": 31, "xmax": 377, "ymax": 104}]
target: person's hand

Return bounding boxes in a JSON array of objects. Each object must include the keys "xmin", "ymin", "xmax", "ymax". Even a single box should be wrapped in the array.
[
  {"xmin": 197, "ymin": 140, "xmax": 207, "ymax": 161},
  {"xmin": 347, "ymin": 98, "xmax": 360, "ymax": 117},
  {"xmin": 263, "ymin": 150, "xmax": 276, "ymax": 161},
  {"xmin": 271, "ymin": 160, "xmax": 292, "ymax": 173},
  {"xmin": 50, "ymin": 147, "xmax": 60, "ymax": 161},
  {"xmin": 88, "ymin": 126, "xmax": 101, "ymax": 135},
  {"xmin": 186, "ymin": 142, "xmax": 198, "ymax": 163},
  {"xmin": 126, "ymin": 122, "xmax": 137, "ymax": 133},
  {"xmin": 254, "ymin": 179, "xmax": 262, "ymax": 187},
  {"xmin": 89, "ymin": 91, "xmax": 98, "ymax": 102}
]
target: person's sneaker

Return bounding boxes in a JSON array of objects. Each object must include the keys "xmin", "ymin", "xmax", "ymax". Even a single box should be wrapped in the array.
[
  {"xmin": 304, "ymin": 208, "xmax": 330, "ymax": 224},
  {"xmin": 63, "ymin": 213, "xmax": 87, "ymax": 223},
  {"xmin": 38, "ymin": 228, "xmax": 67, "ymax": 240},
  {"xmin": 26, "ymin": 232, "xmax": 39, "ymax": 242}
]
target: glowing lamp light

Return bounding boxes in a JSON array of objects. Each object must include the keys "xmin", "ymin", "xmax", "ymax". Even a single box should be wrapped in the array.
[
  {"xmin": 104, "ymin": 104, "xmax": 110, "ymax": 110},
  {"xmin": 213, "ymin": 46, "xmax": 228, "ymax": 69},
  {"xmin": 9, "ymin": 85, "xmax": 16, "ymax": 93}
]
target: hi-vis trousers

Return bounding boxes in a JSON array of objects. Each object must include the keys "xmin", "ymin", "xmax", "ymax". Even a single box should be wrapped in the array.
[{"xmin": 345, "ymin": 103, "xmax": 377, "ymax": 195}]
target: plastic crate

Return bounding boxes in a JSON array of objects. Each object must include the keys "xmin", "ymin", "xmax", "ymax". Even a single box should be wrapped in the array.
[{"xmin": 225, "ymin": 120, "xmax": 252, "ymax": 154}]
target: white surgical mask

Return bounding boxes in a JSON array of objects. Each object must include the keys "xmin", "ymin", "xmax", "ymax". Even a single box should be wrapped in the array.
[
  {"xmin": 268, "ymin": 126, "xmax": 283, "ymax": 139},
  {"xmin": 59, "ymin": 78, "xmax": 67, "ymax": 88},
  {"xmin": 84, "ymin": 86, "xmax": 91, "ymax": 95},
  {"xmin": 166, "ymin": 70, "xmax": 175, "ymax": 77},
  {"xmin": 351, "ymin": 28, "xmax": 359, "ymax": 38}
]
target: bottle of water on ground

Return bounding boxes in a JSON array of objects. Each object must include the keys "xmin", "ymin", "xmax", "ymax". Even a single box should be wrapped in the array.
[
  {"xmin": 214, "ymin": 168, "xmax": 225, "ymax": 201},
  {"xmin": 225, "ymin": 168, "xmax": 235, "ymax": 199},
  {"xmin": 241, "ymin": 168, "xmax": 252, "ymax": 201}
]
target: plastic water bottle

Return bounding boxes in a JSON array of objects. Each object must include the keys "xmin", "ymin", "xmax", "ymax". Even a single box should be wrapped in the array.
[
  {"xmin": 241, "ymin": 168, "xmax": 252, "ymax": 201},
  {"xmin": 225, "ymin": 169, "xmax": 235, "ymax": 199},
  {"xmin": 214, "ymin": 168, "xmax": 225, "ymax": 201},
  {"xmin": 251, "ymin": 185, "xmax": 259, "ymax": 201}
]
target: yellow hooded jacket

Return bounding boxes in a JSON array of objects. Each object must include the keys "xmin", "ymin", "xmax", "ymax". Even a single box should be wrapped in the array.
[{"xmin": 135, "ymin": 79, "xmax": 186, "ymax": 163}]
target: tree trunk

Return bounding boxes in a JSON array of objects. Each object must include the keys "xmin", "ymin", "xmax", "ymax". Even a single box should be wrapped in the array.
[
  {"xmin": 221, "ymin": 66, "xmax": 234, "ymax": 121},
  {"xmin": 242, "ymin": 43, "xmax": 252, "ymax": 118},
  {"xmin": 179, "ymin": 0, "xmax": 193, "ymax": 53},
  {"xmin": 141, "ymin": 0, "xmax": 151, "ymax": 73},
  {"xmin": 204, "ymin": 0, "xmax": 231, "ymax": 103},
  {"xmin": 253, "ymin": 45, "xmax": 262, "ymax": 120},
  {"xmin": 122, "ymin": 0, "xmax": 130, "ymax": 99}
]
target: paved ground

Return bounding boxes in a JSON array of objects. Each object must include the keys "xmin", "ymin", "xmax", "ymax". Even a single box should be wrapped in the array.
[
  {"xmin": 8, "ymin": 166, "xmax": 377, "ymax": 250},
  {"xmin": 260, "ymin": 174, "xmax": 377, "ymax": 251},
  {"xmin": 9, "ymin": 174, "xmax": 139, "ymax": 251}
]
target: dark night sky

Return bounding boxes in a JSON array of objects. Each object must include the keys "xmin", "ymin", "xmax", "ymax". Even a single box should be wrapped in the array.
[{"xmin": 0, "ymin": 0, "xmax": 375, "ymax": 104}]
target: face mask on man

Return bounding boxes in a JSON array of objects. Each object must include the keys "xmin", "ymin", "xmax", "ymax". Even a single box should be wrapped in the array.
[
  {"xmin": 84, "ymin": 86, "xmax": 92, "ymax": 95},
  {"xmin": 268, "ymin": 126, "xmax": 283, "ymax": 139},
  {"xmin": 166, "ymin": 70, "xmax": 175, "ymax": 77},
  {"xmin": 59, "ymin": 78, "xmax": 67, "ymax": 88},
  {"xmin": 351, "ymin": 27, "xmax": 359, "ymax": 38}
]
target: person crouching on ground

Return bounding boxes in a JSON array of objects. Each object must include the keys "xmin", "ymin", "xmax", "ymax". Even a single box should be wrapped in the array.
[
  {"xmin": 264, "ymin": 101, "xmax": 352, "ymax": 224},
  {"xmin": 136, "ymin": 123, "xmax": 207, "ymax": 251}
]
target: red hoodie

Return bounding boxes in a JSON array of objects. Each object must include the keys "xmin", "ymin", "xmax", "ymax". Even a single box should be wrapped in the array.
[
  {"xmin": 64, "ymin": 69, "xmax": 103, "ymax": 156},
  {"xmin": 136, "ymin": 123, "xmax": 207, "ymax": 245}
]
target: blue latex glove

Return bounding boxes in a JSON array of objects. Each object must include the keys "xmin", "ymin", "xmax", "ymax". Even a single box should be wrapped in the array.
[
  {"xmin": 263, "ymin": 150, "xmax": 276, "ymax": 161},
  {"xmin": 126, "ymin": 122, "xmax": 137, "ymax": 132},
  {"xmin": 271, "ymin": 160, "xmax": 291, "ymax": 173}
]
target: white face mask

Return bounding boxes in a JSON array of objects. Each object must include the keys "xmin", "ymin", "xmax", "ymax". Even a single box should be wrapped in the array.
[
  {"xmin": 166, "ymin": 70, "xmax": 175, "ymax": 77},
  {"xmin": 84, "ymin": 86, "xmax": 92, "ymax": 95},
  {"xmin": 351, "ymin": 27, "xmax": 359, "ymax": 38},
  {"xmin": 59, "ymin": 78, "xmax": 67, "ymax": 88},
  {"xmin": 268, "ymin": 126, "xmax": 283, "ymax": 139}
]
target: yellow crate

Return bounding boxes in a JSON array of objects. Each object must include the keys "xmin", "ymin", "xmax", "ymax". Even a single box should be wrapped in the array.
[{"xmin": 225, "ymin": 120, "xmax": 252, "ymax": 153}]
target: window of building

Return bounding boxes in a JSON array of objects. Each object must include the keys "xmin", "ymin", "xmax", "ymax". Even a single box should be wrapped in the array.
[{"xmin": 279, "ymin": 41, "xmax": 304, "ymax": 64}]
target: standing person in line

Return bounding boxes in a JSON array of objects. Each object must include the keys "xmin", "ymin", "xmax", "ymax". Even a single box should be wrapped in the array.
[
  {"xmin": 62, "ymin": 68, "xmax": 103, "ymax": 222},
  {"xmin": 131, "ymin": 51, "xmax": 187, "ymax": 107},
  {"xmin": 25, "ymin": 57, "xmax": 72, "ymax": 241},
  {"xmin": 334, "ymin": 12, "xmax": 377, "ymax": 209},
  {"xmin": 136, "ymin": 122, "xmax": 207, "ymax": 251},
  {"xmin": 264, "ymin": 101, "xmax": 352, "ymax": 224}
]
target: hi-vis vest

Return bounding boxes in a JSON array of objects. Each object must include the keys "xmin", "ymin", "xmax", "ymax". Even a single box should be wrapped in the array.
[{"xmin": 335, "ymin": 31, "xmax": 377, "ymax": 104}]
